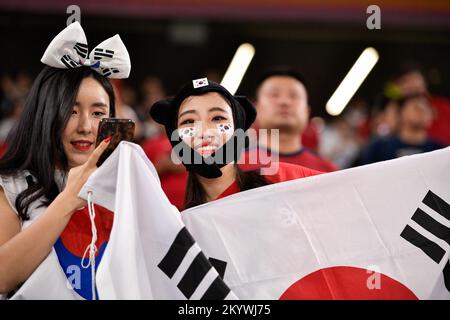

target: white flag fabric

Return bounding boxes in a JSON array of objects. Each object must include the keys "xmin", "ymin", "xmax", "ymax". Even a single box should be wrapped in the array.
[
  {"xmin": 10, "ymin": 249, "xmax": 83, "ymax": 300},
  {"xmin": 79, "ymin": 142, "xmax": 236, "ymax": 300},
  {"xmin": 8, "ymin": 142, "xmax": 450, "ymax": 299},
  {"xmin": 8, "ymin": 142, "xmax": 235, "ymax": 300},
  {"xmin": 181, "ymin": 147, "xmax": 450, "ymax": 299}
]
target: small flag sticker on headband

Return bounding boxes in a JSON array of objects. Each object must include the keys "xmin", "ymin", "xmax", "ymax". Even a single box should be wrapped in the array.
[{"xmin": 193, "ymin": 78, "xmax": 209, "ymax": 89}]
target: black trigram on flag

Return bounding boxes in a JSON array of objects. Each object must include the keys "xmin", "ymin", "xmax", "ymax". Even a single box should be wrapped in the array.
[
  {"xmin": 158, "ymin": 227, "xmax": 232, "ymax": 300},
  {"xmin": 101, "ymin": 68, "xmax": 120, "ymax": 77},
  {"xmin": 93, "ymin": 48, "xmax": 114, "ymax": 60},
  {"xmin": 60, "ymin": 55, "xmax": 81, "ymax": 68},
  {"xmin": 400, "ymin": 190, "xmax": 450, "ymax": 292},
  {"xmin": 73, "ymin": 42, "xmax": 88, "ymax": 59}
]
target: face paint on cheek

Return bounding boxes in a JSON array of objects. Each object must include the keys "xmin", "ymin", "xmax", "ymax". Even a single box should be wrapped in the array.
[
  {"xmin": 217, "ymin": 123, "xmax": 234, "ymax": 139},
  {"xmin": 177, "ymin": 127, "xmax": 197, "ymax": 142}
]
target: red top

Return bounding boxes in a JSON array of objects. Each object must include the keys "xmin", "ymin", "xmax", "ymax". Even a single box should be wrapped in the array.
[
  {"xmin": 428, "ymin": 96, "xmax": 450, "ymax": 146},
  {"xmin": 141, "ymin": 134, "xmax": 188, "ymax": 210},
  {"xmin": 217, "ymin": 162, "xmax": 322, "ymax": 200},
  {"xmin": 0, "ymin": 142, "xmax": 8, "ymax": 158},
  {"xmin": 241, "ymin": 147, "xmax": 338, "ymax": 173},
  {"xmin": 301, "ymin": 121, "xmax": 320, "ymax": 152}
]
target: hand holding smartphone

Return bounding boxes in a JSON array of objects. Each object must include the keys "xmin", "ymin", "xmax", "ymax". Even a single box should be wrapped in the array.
[{"xmin": 96, "ymin": 118, "xmax": 135, "ymax": 166}]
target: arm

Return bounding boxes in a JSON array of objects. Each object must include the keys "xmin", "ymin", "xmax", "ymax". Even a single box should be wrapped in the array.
[
  {"xmin": 0, "ymin": 139, "xmax": 110, "ymax": 294},
  {"xmin": 0, "ymin": 189, "xmax": 77, "ymax": 293}
]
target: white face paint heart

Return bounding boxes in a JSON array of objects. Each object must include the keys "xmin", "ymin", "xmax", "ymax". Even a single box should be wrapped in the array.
[
  {"xmin": 217, "ymin": 123, "xmax": 234, "ymax": 138},
  {"xmin": 177, "ymin": 127, "xmax": 197, "ymax": 141}
]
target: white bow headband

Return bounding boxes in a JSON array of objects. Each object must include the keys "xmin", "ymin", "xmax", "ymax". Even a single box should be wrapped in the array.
[{"xmin": 41, "ymin": 22, "xmax": 131, "ymax": 79}]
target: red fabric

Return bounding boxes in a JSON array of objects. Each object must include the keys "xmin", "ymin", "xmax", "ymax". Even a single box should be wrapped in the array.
[
  {"xmin": 0, "ymin": 142, "xmax": 8, "ymax": 158},
  {"xmin": 241, "ymin": 147, "xmax": 338, "ymax": 173},
  {"xmin": 428, "ymin": 96, "xmax": 450, "ymax": 146},
  {"xmin": 141, "ymin": 134, "xmax": 188, "ymax": 210},
  {"xmin": 301, "ymin": 122, "xmax": 319, "ymax": 152},
  {"xmin": 217, "ymin": 162, "xmax": 322, "ymax": 200},
  {"xmin": 279, "ymin": 266, "xmax": 418, "ymax": 300},
  {"xmin": 216, "ymin": 181, "xmax": 241, "ymax": 200},
  {"xmin": 60, "ymin": 205, "xmax": 114, "ymax": 258}
]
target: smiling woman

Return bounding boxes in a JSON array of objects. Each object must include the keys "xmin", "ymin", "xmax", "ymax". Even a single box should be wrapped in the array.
[
  {"xmin": 150, "ymin": 79, "xmax": 323, "ymax": 210},
  {"xmin": 62, "ymin": 76, "xmax": 112, "ymax": 168},
  {"xmin": 177, "ymin": 93, "xmax": 235, "ymax": 157},
  {"xmin": 0, "ymin": 66, "xmax": 115, "ymax": 221},
  {"xmin": 0, "ymin": 22, "xmax": 130, "ymax": 299}
]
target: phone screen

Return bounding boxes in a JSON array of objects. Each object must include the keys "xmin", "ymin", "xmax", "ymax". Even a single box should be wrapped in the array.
[{"xmin": 96, "ymin": 118, "xmax": 135, "ymax": 166}]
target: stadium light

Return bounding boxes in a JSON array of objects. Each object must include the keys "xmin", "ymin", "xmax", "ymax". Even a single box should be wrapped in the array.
[
  {"xmin": 221, "ymin": 43, "xmax": 255, "ymax": 95},
  {"xmin": 326, "ymin": 47, "xmax": 379, "ymax": 116}
]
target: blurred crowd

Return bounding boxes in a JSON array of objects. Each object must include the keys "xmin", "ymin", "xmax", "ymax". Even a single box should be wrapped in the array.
[{"xmin": 1, "ymin": 62, "xmax": 449, "ymax": 209}]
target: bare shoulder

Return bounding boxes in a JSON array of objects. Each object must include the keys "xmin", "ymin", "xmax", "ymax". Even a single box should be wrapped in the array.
[{"xmin": 0, "ymin": 186, "xmax": 21, "ymax": 246}]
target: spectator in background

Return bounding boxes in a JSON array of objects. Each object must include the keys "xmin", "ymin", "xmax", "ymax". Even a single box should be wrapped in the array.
[
  {"xmin": 369, "ymin": 92, "xmax": 400, "ymax": 139},
  {"xmin": 0, "ymin": 96, "xmax": 25, "ymax": 141},
  {"xmin": 242, "ymin": 68, "xmax": 338, "ymax": 172},
  {"xmin": 319, "ymin": 100, "xmax": 368, "ymax": 169},
  {"xmin": 387, "ymin": 62, "xmax": 450, "ymax": 146},
  {"xmin": 14, "ymin": 72, "xmax": 32, "ymax": 98},
  {"xmin": 139, "ymin": 77, "xmax": 187, "ymax": 210},
  {"xmin": 111, "ymin": 79, "xmax": 144, "ymax": 142},
  {"xmin": 141, "ymin": 122, "xmax": 188, "ymax": 210},
  {"xmin": 360, "ymin": 94, "xmax": 445, "ymax": 165},
  {"xmin": 138, "ymin": 76, "xmax": 167, "ymax": 139},
  {"xmin": 1, "ymin": 74, "xmax": 27, "ymax": 120},
  {"xmin": 121, "ymin": 83, "xmax": 138, "ymax": 111},
  {"xmin": 0, "ymin": 72, "xmax": 31, "ymax": 157}
]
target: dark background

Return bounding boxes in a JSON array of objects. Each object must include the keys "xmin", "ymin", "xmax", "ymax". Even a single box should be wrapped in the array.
[{"xmin": 1, "ymin": 1, "xmax": 450, "ymax": 119}]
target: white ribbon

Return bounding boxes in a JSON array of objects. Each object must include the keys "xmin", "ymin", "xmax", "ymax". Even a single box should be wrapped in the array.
[
  {"xmin": 81, "ymin": 191, "xmax": 98, "ymax": 300},
  {"xmin": 41, "ymin": 22, "xmax": 131, "ymax": 79}
]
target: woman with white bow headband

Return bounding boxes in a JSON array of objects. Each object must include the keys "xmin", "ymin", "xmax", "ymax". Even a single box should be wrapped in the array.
[{"xmin": 0, "ymin": 22, "xmax": 131, "ymax": 299}]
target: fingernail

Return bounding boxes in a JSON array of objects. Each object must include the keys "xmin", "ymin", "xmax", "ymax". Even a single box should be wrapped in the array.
[{"xmin": 104, "ymin": 136, "xmax": 111, "ymax": 143}]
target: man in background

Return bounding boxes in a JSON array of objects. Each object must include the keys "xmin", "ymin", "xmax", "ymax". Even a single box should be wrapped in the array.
[
  {"xmin": 242, "ymin": 68, "xmax": 337, "ymax": 172},
  {"xmin": 360, "ymin": 94, "xmax": 444, "ymax": 164},
  {"xmin": 389, "ymin": 63, "xmax": 450, "ymax": 146}
]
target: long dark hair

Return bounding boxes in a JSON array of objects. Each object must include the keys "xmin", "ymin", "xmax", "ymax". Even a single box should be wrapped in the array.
[
  {"xmin": 0, "ymin": 66, "xmax": 116, "ymax": 221},
  {"xmin": 184, "ymin": 165, "xmax": 269, "ymax": 210}
]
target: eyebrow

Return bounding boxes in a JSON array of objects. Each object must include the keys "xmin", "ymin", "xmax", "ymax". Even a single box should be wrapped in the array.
[
  {"xmin": 178, "ymin": 107, "xmax": 228, "ymax": 119},
  {"xmin": 178, "ymin": 109, "xmax": 197, "ymax": 118},
  {"xmin": 208, "ymin": 107, "xmax": 228, "ymax": 113},
  {"xmin": 91, "ymin": 102, "xmax": 108, "ymax": 108},
  {"xmin": 74, "ymin": 102, "xmax": 108, "ymax": 108}
]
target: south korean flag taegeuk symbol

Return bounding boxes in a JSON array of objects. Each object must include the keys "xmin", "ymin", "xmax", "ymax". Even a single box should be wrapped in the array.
[
  {"xmin": 178, "ymin": 127, "xmax": 197, "ymax": 141},
  {"xmin": 217, "ymin": 123, "xmax": 234, "ymax": 138}
]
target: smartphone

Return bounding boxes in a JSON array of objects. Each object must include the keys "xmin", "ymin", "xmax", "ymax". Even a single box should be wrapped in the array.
[{"xmin": 96, "ymin": 118, "xmax": 135, "ymax": 166}]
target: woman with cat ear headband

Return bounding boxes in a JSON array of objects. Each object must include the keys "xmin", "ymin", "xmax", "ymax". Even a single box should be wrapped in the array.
[{"xmin": 150, "ymin": 78, "xmax": 322, "ymax": 210}]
